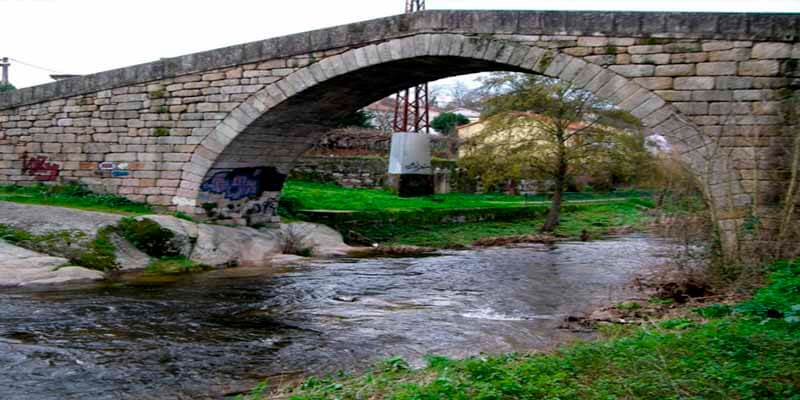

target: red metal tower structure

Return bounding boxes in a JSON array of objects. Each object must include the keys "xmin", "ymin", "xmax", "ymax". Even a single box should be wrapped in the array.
[{"xmin": 392, "ymin": 0, "xmax": 430, "ymax": 133}]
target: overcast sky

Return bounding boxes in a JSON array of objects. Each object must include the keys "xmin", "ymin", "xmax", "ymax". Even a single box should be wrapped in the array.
[{"xmin": 3, "ymin": 0, "xmax": 799, "ymax": 89}]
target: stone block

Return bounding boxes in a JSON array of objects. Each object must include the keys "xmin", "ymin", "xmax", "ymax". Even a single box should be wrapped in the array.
[
  {"xmin": 752, "ymin": 42, "xmax": 793, "ymax": 59},
  {"xmin": 584, "ymin": 55, "xmax": 615, "ymax": 65},
  {"xmin": 631, "ymin": 95, "xmax": 665, "ymax": 119},
  {"xmin": 715, "ymin": 76, "xmax": 753, "ymax": 89},
  {"xmin": 663, "ymin": 42, "xmax": 701, "ymax": 53},
  {"xmin": 696, "ymin": 62, "xmax": 737, "ymax": 76},
  {"xmin": 558, "ymin": 58, "xmax": 587, "ymax": 82},
  {"xmin": 577, "ymin": 36, "xmax": 608, "ymax": 47},
  {"xmin": 708, "ymin": 48, "xmax": 751, "ymax": 61},
  {"xmin": 633, "ymin": 77, "xmax": 673, "ymax": 90},
  {"xmin": 628, "ymin": 45, "xmax": 663, "ymax": 54},
  {"xmin": 654, "ymin": 90, "xmax": 692, "ymax": 101},
  {"xmin": 630, "ymin": 53, "xmax": 670, "ymax": 64},
  {"xmin": 691, "ymin": 90, "xmax": 732, "ymax": 101},
  {"xmin": 673, "ymin": 101, "xmax": 708, "ymax": 115},
  {"xmin": 608, "ymin": 64, "xmax": 655, "ymax": 77},
  {"xmin": 738, "ymin": 61, "xmax": 781, "ymax": 76},
  {"xmin": 674, "ymin": 77, "xmax": 715, "ymax": 90},
  {"xmin": 671, "ymin": 52, "xmax": 707, "ymax": 63},
  {"xmin": 655, "ymin": 64, "xmax": 694, "ymax": 76},
  {"xmin": 702, "ymin": 41, "xmax": 734, "ymax": 51}
]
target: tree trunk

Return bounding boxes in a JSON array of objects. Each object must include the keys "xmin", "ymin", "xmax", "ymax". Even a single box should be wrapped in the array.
[
  {"xmin": 542, "ymin": 156, "xmax": 567, "ymax": 232},
  {"xmin": 542, "ymin": 131, "xmax": 568, "ymax": 232},
  {"xmin": 542, "ymin": 182, "xmax": 563, "ymax": 232}
]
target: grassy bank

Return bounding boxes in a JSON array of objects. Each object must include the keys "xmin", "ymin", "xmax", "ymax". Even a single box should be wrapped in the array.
[
  {"xmin": 237, "ymin": 259, "xmax": 800, "ymax": 400},
  {"xmin": 281, "ymin": 180, "xmax": 651, "ymax": 212},
  {"xmin": 353, "ymin": 200, "xmax": 650, "ymax": 247},
  {"xmin": 281, "ymin": 180, "xmax": 653, "ymax": 247},
  {"xmin": 0, "ymin": 183, "xmax": 151, "ymax": 214}
]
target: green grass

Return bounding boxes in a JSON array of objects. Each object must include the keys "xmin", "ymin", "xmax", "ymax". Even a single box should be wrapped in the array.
[
  {"xmin": 348, "ymin": 200, "xmax": 651, "ymax": 247},
  {"xmin": 238, "ymin": 259, "xmax": 800, "ymax": 400},
  {"xmin": 0, "ymin": 183, "xmax": 152, "ymax": 215},
  {"xmin": 280, "ymin": 180, "xmax": 651, "ymax": 213},
  {"xmin": 281, "ymin": 180, "xmax": 653, "ymax": 247},
  {"xmin": 145, "ymin": 256, "xmax": 208, "ymax": 274}
]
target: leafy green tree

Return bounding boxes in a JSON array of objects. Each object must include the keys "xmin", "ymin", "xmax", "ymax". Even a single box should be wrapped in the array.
[
  {"xmin": 460, "ymin": 73, "xmax": 641, "ymax": 232},
  {"xmin": 335, "ymin": 109, "xmax": 375, "ymax": 129},
  {"xmin": 0, "ymin": 83, "xmax": 15, "ymax": 93},
  {"xmin": 432, "ymin": 112, "xmax": 470, "ymax": 135}
]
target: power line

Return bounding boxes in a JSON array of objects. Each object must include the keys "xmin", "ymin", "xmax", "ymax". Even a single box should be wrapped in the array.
[{"xmin": 7, "ymin": 57, "xmax": 65, "ymax": 75}]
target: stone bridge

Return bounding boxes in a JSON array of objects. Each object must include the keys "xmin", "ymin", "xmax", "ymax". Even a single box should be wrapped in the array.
[{"xmin": 1, "ymin": 10, "xmax": 799, "ymax": 251}]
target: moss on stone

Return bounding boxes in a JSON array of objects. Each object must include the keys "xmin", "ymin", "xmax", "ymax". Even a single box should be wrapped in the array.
[
  {"xmin": 0, "ymin": 223, "xmax": 119, "ymax": 271},
  {"xmin": 117, "ymin": 217, "xmax": 178, "ymax": 258},
  {"xmin": 537, "ymin": 51, "xmax": 554, "ymax": 71},
  {"xmin": 153, "ymin": 127, "xmax": 170, "ymax": 137},
  {"xmin": 145, "ymin": 256, "xmax": 208, "ymax": 275}
]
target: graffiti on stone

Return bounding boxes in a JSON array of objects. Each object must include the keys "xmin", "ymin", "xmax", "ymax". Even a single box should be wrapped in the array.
[
  {"xmin": 22, "ymin": 154, "xmax": 60, "ymax": 181},
  {"xmin": 200, "ymin": 167, "xmax": 286, "ymax": 201},
  {"xmin": 97, "ymin": 162, "xmax": 131, "ymax": 177},
  {"xmin": 246, "ymin": 197, "xmax": 279, "ymax": 217}
]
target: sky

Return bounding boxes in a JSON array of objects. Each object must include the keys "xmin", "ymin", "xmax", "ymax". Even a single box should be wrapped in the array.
[{"xmin": 2, "ymin": 0, "xmax": 799, "ymax": 90}]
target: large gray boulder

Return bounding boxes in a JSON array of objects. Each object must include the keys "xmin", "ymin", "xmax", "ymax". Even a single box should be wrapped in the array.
[
  {"xmin": 190, "ymin": 224, "xmax": 283, "ymax": 267},
  {"xmin": 0, "ymin": 241, "xmax": 104, "ymax": 287},
  {"xmin": 280, "ymin": 222, "xmax": 351, "ymax": 256}
]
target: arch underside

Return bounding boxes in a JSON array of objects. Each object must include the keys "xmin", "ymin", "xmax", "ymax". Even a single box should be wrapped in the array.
[
  {"xmin": 212, "ymin": 57, "xmax": 524, "ymax": 171},
  {"xmin": 187, "ymin": 34, "xmax": 742, "ymax": 226}
]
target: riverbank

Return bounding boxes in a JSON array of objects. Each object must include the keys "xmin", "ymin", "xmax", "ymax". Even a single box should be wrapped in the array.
[{"xmin": 241, "ymin": 258, "xmax": 800, "ymax": 399}]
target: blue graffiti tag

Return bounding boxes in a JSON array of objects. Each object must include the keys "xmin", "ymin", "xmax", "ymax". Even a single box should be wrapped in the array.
[{"xmin": 200, "ymin": 167, "xmax": 286, "ymax": 201}]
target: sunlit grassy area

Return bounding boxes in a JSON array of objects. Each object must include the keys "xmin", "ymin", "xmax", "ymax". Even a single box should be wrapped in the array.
[
  {"xmin": 280, "ymin": 180, "xmax": 651, "ymax": 212},
  {"xmin": 281, "ymin": 180, "xmax": 653, "ymax": 247},
  {"xmin": 238, "ymin": 259, "xmax": 800, "ymax": 400},
  {"xmin": 0, "ymin": 183, "xmax": 152, "ymax": 214}
]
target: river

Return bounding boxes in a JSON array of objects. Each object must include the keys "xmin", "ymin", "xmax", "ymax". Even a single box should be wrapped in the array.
[{"xmin": 0, "ymin": 234, "xmax": 674, "ymax": 399}]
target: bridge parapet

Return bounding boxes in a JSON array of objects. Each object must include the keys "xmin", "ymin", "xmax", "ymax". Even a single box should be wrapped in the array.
[{"xmin": 1, "ymin": 10, "xmax": 798, "ymax": 110}]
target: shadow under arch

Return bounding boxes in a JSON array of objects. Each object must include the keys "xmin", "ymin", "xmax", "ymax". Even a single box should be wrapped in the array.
[{"xmin": 177, "ymin": 33, "xmax": 739, "ymax": 222}]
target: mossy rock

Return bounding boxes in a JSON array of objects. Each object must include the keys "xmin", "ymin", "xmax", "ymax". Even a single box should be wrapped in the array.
[{"xmin": 117, "ymin": 217, "xmax": 182, "ymax": 258}]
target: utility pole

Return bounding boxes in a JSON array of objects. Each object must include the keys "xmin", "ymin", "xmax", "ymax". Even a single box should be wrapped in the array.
[
  {"xmin": 392, "ymin": 0, "xmax": 430, "ymax": 133},
  {"xmin": 1, "ymin": 57, "xmax": 9, "ymax": 85}
]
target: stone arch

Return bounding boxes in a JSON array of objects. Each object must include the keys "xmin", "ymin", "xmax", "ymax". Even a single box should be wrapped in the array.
[{"xmin": 177, "ymin": 33, "xmax": 740, "ymax": 223}]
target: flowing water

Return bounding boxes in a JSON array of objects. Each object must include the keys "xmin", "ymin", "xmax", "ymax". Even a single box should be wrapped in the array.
[{"xmin": 0, "ymin": 235, "xmax": 674, "ymax": 400}]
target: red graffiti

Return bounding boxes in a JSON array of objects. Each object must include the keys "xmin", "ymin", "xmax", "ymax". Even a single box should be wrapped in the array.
[{"xmin": 22, "ymin": 154, "xmax": 60, "ymax": 181}]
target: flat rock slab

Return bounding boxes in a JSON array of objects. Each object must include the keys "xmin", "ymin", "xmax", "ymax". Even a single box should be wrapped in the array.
[
  {"xmin": 0, "ymin": 201, "xmax": 122, "ymax": 236},
  {"xmin": 0, "ymin": 241, "xmax": 105, "ymax": 287}
]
